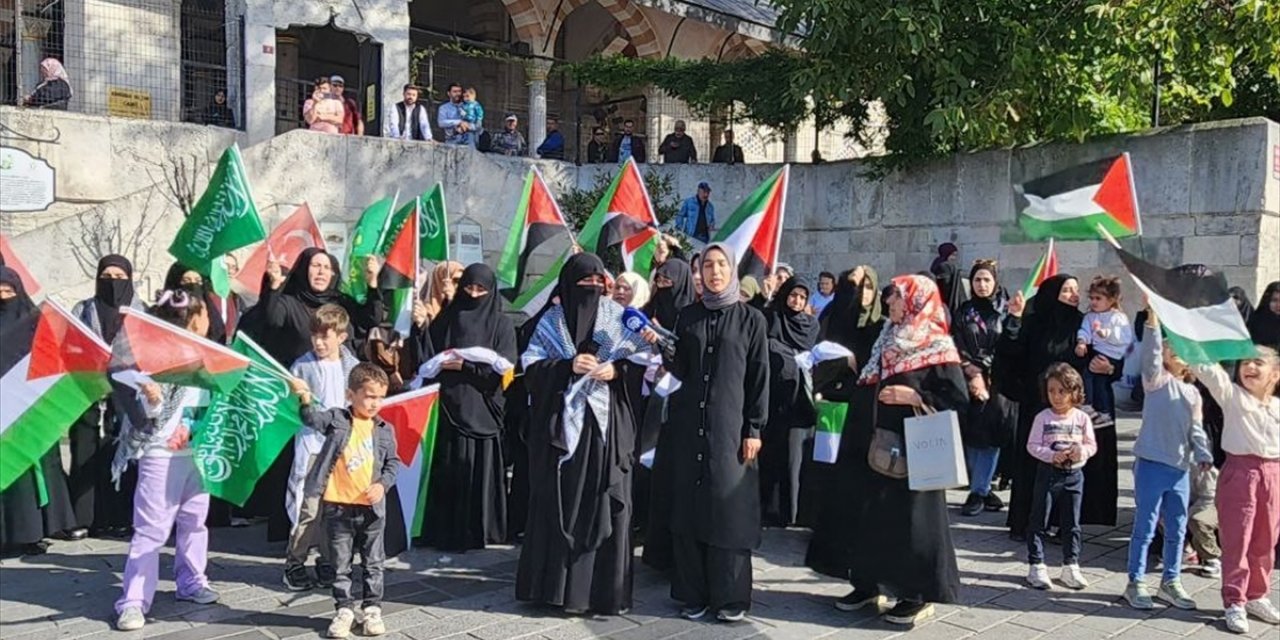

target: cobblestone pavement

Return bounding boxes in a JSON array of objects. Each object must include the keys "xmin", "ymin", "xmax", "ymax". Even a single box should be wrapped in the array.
[{"xmin": 2, "ymin": 417, "xmax": 1277, "ymax": 640}]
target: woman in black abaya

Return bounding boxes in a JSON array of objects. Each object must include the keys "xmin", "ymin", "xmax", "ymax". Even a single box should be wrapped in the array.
[
  {"xmin": 760, "ymin": 277, "xmax": 818, "ymax": 527},
  {"xmin": 68, "ymin": 255, "xmax": 145, "ymax": 538},
  {"xmin": 640, "ymin": 258, "xmax": 696, "ymax": 570},
  {"xmin": 0, "ymin": 267, "xmax": 78, "ymax": 556},
  {"xmin": 421, "ymin": 264, "xmax": 517, "ymax": 550},
  {"xmin": 237, "ymin": 247, "xmax": 385, "ymax": 541},
  {"xmin": 516, "ymin": 253, "xmax": 648, "ymax": 614},
  {"xmin": 837, "ymin": 275, "xmax": 967, "ymax": 626},
  {"xmin": 996, "ymin": 275, "xmax": 1102, "ymax": 538},
  {"xmin": 163, "ymin": 262, "xmax": 228, "ymax": 344},
  {"xmin": 818, "ymin": 266, "xmax": 884, "ymax": 370}
]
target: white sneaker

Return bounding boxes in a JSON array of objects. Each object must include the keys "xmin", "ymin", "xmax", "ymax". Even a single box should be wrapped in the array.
[
  {"xmin": 1245, "ymin": 598, "xmax": 1280, "ymax": 624},
  {"xmin": 115, "ymin": 606, "xmax": 145, "ymax": 631},
  {"xmin": 1225, "ymin": 604, "xmax": 1250, "ymax": 634},
  {"xmin": 328, "ymin": 607, "xmax": 356, "ymax": 639},
  {"xmin": 362, "ymin": 606, "xmax": 386, "ymax": 636},
  {"xmin": 1059, "ymin": 564, "xmax": 1088, "ymax": 590},
  {"xmin": 1026, "ymin": 564, "xmax": 1052, "ymax": 590},
  {"xmin": 1200, "ymin": 558, "xmax": 1222, "ymax": 578}
]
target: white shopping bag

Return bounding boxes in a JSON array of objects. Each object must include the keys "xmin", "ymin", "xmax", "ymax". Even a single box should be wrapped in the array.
[{"xmin": 904, "ymin": 409, "xmax": 968, "ymax": 492}]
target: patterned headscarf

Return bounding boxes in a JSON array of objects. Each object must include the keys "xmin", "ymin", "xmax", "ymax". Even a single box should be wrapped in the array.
[
  {"xmin": 857, "ymin": 274, "xmax": 961, "ymax": 385},
  {"xmin": 422, "ymin": 261, "xmax": 464, "ymax": 321}
]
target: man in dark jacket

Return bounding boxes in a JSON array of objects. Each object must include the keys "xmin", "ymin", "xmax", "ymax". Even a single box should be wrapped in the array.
[
  {"xmin": 659, "ymin": 120, "xmax": 697, "ymax": 163},
  {"xmin": 609, "ymin": 118, "xmax": 647, "ymax": 163},
  {"xmin": 711, "ymin": 130, "xmax": 745, "ymax": 164}
]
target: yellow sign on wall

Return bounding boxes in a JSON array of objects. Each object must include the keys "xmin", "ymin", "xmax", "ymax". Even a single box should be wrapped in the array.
[{"xmin": 107, "ymin": 87, "xmax": 152, "ymax": 119}]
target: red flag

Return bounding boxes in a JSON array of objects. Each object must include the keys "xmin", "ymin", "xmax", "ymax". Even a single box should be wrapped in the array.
[
  {"xmin": 110, "ymin": 308, "xmax": 251, "ymax": 393},
  {"xmin": 235, "ymin": 204, "xmax": 325, "ymax": 300},
  {"xmin": 0, "ymin": 234, "xmax": 42, "ymax": 299}
]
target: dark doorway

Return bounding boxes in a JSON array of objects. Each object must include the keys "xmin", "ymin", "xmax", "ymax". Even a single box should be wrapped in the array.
[{"xmin": 275, "ymin": 24, "xmax": 381, "ymax": 136}]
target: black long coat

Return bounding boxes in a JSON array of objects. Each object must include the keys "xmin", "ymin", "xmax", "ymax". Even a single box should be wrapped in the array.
[{"xmin": 666, "ymin": 302, "xmax": 769, "ymax": 550}]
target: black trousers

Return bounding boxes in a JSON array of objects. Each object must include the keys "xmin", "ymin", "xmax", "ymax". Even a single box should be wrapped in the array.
[
  {"xmin": 671, "ymin": 534, "xmax": 752, "ymax": 612},
  {"xmin": 1027, "ymin": 464, "xmax": 1083, "ymax": 566},
  {"xmin": 324, "ymin": 503, "xmax": 385, "ymax": 611}
]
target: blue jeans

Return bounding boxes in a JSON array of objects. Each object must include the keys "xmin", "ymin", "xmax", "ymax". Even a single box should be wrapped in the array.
[
  {"xmin": 1028, "ymin": 464, "xmax": 1083, "ymax": 566},
  {"xmin": 965, "ymin": 446, "xmax": 1001, "ymax": 497},
  {"xmin": 1084, "ymin": 355, "xmax": 1123, "ymax": 418},
  {"xmin": 1127, "ymin": 458, "xmax": 1190, "ymax": 584}
]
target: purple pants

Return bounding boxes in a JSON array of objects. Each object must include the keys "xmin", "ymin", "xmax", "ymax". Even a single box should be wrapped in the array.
[{"xmin": 115, "ymin": 456, "xmax": 210, "ymax": 614}]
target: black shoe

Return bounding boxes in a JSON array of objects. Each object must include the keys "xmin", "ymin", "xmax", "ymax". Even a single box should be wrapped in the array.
[
  {"xmin": 106, "ymin": 526, "xmax": 133, "ymax": 539},
  {"xmin": 834, "ymin": 589, "xmax": 883, "ymax": 612},
  {"xmin": 960, "ymin": 493, "xmax": 984, "ymax": 517},
  {"xmin": 22, "ymin": 541, "xmax": 50, "ymax": 556},
  {"xmin": 56, "ymin": 528, "xmax": 89, "ymax": 541},
  {"xmin": 314, "ymin": 559, "xmax": 336, "ymax": 588},
  {"xmin": 680, "ymin": 605, "xmax": 708, "ymax": 620},
  {"xmin": 1009, "ymin": 531, "xmax": 1027, "ymax": 542},
  {"xmin": 883, "ymin": 601, "xmax": 935, "ymax": 626},
  {"xmin": 997, "ymin": 477, "xmax": 1011, "ymax": 492},
  {"xmin": 983, "ymin": 493, "xmax": 1006, "ymax": 512},
  {"xmin": 283, "ymin": 563, "xmax": 315, "ymax": 592}
]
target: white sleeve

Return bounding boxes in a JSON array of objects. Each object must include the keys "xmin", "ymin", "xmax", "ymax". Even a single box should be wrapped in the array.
[
  {"xmin": 418, "ymin": 107, "xmax": 432, "ymax": 137},
  {"xmin": 386, "ymin": 107, "xmax": 402, "ymax": 139}
]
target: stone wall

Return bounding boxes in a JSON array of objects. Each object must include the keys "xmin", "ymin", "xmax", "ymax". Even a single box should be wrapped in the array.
[{"xmin": 5, "ymin": 107, "xmax": 1277, "ymax": 309}]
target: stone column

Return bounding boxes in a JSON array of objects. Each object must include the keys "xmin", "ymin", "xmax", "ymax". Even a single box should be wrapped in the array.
[
  {"xmin": 643, "ymin": 85, "xmax": 663, "ymax": 162},
  {"xmin": 783, "ymin": 131, "xmax": 801, "ymax": 163},
  {"xmin": 524, "ymin": 58, "xmax": 554, "ymax": 157},
  {"xmin": 18, "ymin": 14, "xmax": 52, "ymax": 100}
]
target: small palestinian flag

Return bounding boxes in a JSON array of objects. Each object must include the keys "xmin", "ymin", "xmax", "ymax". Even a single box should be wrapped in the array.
[
  {"xmin": 384, "ymin": 384, "xmax": 440, "ymax": 541},
  {"xmin": 497, "ymin": 168, "xmax": 572, "ymax": 299},
  {"xmin": 712, "ymin": 165, "xmax": 789, "ymax": 279},
  {"xmin": 111, "ymin": 307, "xmax": 251, "ymax": 393},
  {"xmin": 510, "ymin": 249, "xmax": 570, "ymax": 316},
  {"xmin": 382, "ymin": 197, "xmax": 419, "ymax": 335},
  {"xmin": 1, "ymin": 301, "xmax": 112, "ymax": 490},
  {"xmin": 1021, "ymin": 238, "xmax": 1059, "ymax": 297},
  {"xmin": 576, "ymin": 158, "xmax": 657, "ymax": 255},
  {"xmin": 812, "ymin": 400, "xmax": 848, "ymax": 464},
  {"xmin": 235, "ymin": 203, "xmax": 325, "ymax": 302},
  {"xmin": 0, "ymin": 234, "xmax": 42, "ymax": 299},
  {"xmin": 622, "ymin": 227, "xmax": 660, "ymax": 276},
  {"xmin": 1116, "ymin": 249, "xmax": 1257, "ymax": 364},
  {"xmin": 1015, "ymin": 153, "xmax": 1141, "ymax": 241}
]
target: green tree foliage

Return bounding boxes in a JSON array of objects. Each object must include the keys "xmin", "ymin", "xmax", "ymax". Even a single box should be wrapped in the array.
[{"xmin": 570, "ymin": 0, "xmax": 1280, "ymax": 166}]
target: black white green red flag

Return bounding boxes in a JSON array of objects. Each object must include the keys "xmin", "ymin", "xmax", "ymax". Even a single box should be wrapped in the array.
[
  {"xmin": 110, "ymin": 307, "xmax": 251, "ymax": 394},
  {"xmin": 0, "ymin": 301, "xmax": 112, "ymax": 490},
  {"xmin": 497, "ymin": 168, "xmax": 572, "ymax": 300},
  {"xmin": 622, "ymin": 227, "xmax": 660, "ymax": 276},
  {"xmin": 382, "ymin": 198, "xmax": 420, "ymax": 334},
  {"xmin": 1015, "ymin": 153, "xmax": 1141, "ymax": 241},
  {"xmin": 576, "ymin": 158, "xmax": 657, "ymax": 256},
  {"xmin": 711, "ymin": 165, "xmax": 789, "ymax": 279},
  {"xmin": 383, "ymin": 384, "xmax": 441, "ymax": 541},
  {"xmin": 1116, "ymin": 249, "xmax": 1257, "ymax": 364},
  {"xmin": 1021, "ymin": 238, "xmax": 1059, "ymax": 297}
]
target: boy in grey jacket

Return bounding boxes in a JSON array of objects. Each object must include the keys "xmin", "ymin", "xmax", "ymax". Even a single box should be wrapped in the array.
[{"xmin": 291, "ymin": 363, "xmax": 400, "ymax": 639}]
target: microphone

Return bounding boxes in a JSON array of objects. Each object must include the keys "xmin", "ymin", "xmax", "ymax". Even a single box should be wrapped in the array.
[{"xmin": 622, "ymin": 307, "xmax": 677, "ymax": 355}]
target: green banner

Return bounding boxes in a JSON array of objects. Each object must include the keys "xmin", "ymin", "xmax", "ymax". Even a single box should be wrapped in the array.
[
  {"xmin": 191, "ymin": 335, "xmax": 301, "ymax": 507},
  {"xmin": 342, "ymin": 194, "xmax": 397, "ymax": 304},
  {"xmin": 420, "ymin": 185, "xmax": 449, "ymax": 262}
]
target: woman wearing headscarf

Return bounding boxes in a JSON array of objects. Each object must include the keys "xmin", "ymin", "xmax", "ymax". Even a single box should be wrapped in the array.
[
  {"xmin": 1248, "ymin": 281, "xmax": 1280, "ymax": 353},
  {"xmin": 664, "ymin": 243, "xmax": 769, "ymax": 622},
  {"xmin": 759, "ymin": 277, "xmax": 818, "ymax": 527},
  {"xmin": 932, "ymin": 260, "xmax": 969, "ymax": 318},
  {"xmin": 805, "ymin": 266, "xmax": 884, "ymax": 571},
  {"xmin": 834, "ymin": 275, "xmax": 967, "ymax": 626},
  {"xmin": 995, "ymin": 274, "xmax": 1089, "ymax": 538},
  {"xmin": 929, "ymin": 242, "xmax": 958, "ymax": 273},
  {"xmin": 951, "ymin": 260, "xmax": 1015, "ymax": 516},
  {"xmin": 639, "ymin": 258, "xmax": 697, "ymax": 569},
  {"xmin": 163, "ymin": 262, "xmax": 228, "ymax": 344},
  {"xmin": 612, "ymin": 272, "xmax": 650, "ymax": 310},
  {"xmin": 0, "ymin": 267, "xmax": 78, "ymax": 556},
  {"xmin": 1229, "ymin": 287, "xmax": 1254, "ymax": 327},
  {"xmin": 516, "ymin": 253, "xmax": 650, "ymax": 614},
  {"xmin": 237, "ymin": 248, "xmax": 384, "ymax": 540},
  {"xmin": 739, "ymin": 276, "xmax": 767, "ymax": 309},
  {"xmin": 66, "ymin": 255, "xmax": 145, "ymax": 538},
  {"xmin": 420, "ymin": 264, "xmax": 517, "ymax": 550},
  {"xmin": 22, "ymin": 58, "xmax": 72, "ymax": 109}
]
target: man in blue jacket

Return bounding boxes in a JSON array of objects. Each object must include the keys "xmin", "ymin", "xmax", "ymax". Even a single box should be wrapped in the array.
[{"xmin": 668, "ymin": 182, "xmax": 716, "ymax": 246}]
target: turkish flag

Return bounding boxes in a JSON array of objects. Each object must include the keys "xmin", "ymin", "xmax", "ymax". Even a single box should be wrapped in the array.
[
  {"xmin": 235, "ymin": 203, "xmax": 325, "ymax": 301},
  {"xmin": 0, "ymin": 234, "xmax": 42, "ymax": 299}
]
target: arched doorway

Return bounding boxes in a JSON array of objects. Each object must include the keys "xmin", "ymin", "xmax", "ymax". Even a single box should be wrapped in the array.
[{"xmin": 274, "ymin": 24, "xmax": 382, "ymax": 136}]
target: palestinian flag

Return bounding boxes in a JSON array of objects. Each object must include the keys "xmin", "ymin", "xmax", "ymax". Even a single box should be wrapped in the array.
[
  {"xmin": 1, "ymin": 301, "xmax": 111, "ymax": 490},
  {"xmin": 382, "ymin": 198, "xmax": 419, "ymax": 335},
  {"xmin": 1021, "ymin": 238, "xmax": 1059, "ymax": 297},
  {"xmin": 510, "ymin": 249, "xmax": 570, "ymax": 316},
  {"xmin": 576, "ymin": 158, "xmax": 657, "ymax": 255},
  {"xmin": 812, "ymin": 400, "xmax": 848, "ymax": 464},
  {"xmin": 1015, "ymin": 153, "xmax": 1141, "ymax": 241},
  {"xmin": 0, "ymin": 234, "xmax": 42, "ymax": 299},
  {"xmin": 111, "ymin": 307, "xmax": 251, "ymax": 393},
  {"xmin": 497, "ymin": 168, "xmax": 572, "ymax": 299},
  {"xmin": 711, "ymin": 165, "xmax": 789, "ymax": 279},
  {"xmin": 622, "ymin": 227, "xmax": 660, "ymax": 276},
  {"xmin": 1116, "ymin": 249, "xmax": 1257, "ymax": 364},
  {"xmin": 234, "ymin": 203, "xmax": 325, "ymax": 302},
  {"xmin": 383, "ymin": 384, "xmax": 441, "ymax": 541}
]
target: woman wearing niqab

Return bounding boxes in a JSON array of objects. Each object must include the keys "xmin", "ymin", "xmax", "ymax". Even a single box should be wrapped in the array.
[{"xmin": 759, "ymin": 277, "xmax": 818, "ymax": 527}]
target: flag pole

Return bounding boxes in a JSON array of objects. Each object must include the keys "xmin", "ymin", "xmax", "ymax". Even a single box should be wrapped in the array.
[{"xmin": 1095, "ymin": 223, "xmax": 1123, "ymax": 250}]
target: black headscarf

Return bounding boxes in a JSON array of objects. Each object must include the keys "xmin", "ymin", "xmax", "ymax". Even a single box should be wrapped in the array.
[
  {"xmin": 647, "ymin": 258, "xmax": 694, "ymax": 329},
  {"xmin": 933, "ymin": 260, "xmax": 969, "ymax": 317},
  {"xmin": 769, "ymin": 276, "xmax": 818, "ymax": 351},
  {"xmin": 0, "ymin": 266, "xmax": 37, "ymax": 326},
  {"xmin": 1024, "ymin": 273, "xmax": 1083, "ymax": 366},
  {"xmin": 1248, "ymin": 281, "xmax": 1280, "ymax": 352},
  {"xmin": 281, "ymin": 248, "xmax": 343, "ymax": 309},
  {"xmin": 94, "ymin": 254, "xmax": 135, "ymax": 342},
  {"xmin": 819, "ymin": 267, "xmax": 882, "ymax": 348},
  {"xmin": 163, "ymin": 261, "xmax": 227, "ymax": 343},
  {"xmin": 961, "ymin": 262, "xmax": 1007, "ymax": 318},
  {"xmin": 953, "ymin": 262, "xmax": 1007, "ymax": 373},
  {"xmin": 1228, "ymin": 286, "xmax": 1254, "ymax": 327},
  {"xmin": 432, "ymin": 263, "xmax": 504, "ymax": 351},
  {"xmin": 558, "ymin": 253, "xmax": 606, "ymax": 348},
  {"xmin": 930, "ymin": 242, "xmax": 958, "ymax": 274}
]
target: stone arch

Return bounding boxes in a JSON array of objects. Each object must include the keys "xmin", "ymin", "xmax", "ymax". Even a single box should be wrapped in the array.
[
  {"xmin": 499, "ymin": 0, "xmax": 550, "ymax": 48},
  {"xmin": 572, "ymin": 0, "xmax": 660, "ymax": 58},
  {"xmin": 502, "ymin": 0, "xmax": 660, "ymax": 58}
]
